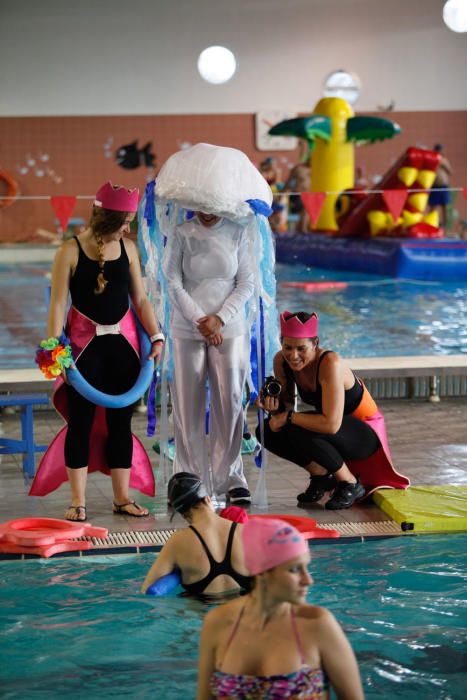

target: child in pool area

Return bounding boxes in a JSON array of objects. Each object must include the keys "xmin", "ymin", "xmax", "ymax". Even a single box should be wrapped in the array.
[{"xmin": 196, "ymin": 517, "xmax": 363, "ymax": 699}]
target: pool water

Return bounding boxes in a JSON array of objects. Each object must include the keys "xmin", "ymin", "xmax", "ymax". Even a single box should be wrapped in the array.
[
  {"xmin": 1, "ymin": 534, "xmax": 466, "ymax": 699},
  {"xmin": 1, "ymin": 262, "xmax": 467, "ymax": 368},
  {"xmin": 276, "ymin": 264, "xmax": 467, "ymax": 358}
]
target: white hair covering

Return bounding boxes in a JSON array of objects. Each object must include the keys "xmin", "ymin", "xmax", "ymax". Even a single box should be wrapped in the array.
[{"xmin": 155, "ymin": 143, "xmax": 273, "ymax": 223}]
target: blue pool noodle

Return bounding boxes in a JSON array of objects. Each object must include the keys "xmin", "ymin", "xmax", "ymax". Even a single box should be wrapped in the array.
[
  {"xmin": 66, "ymin": 310, "xmax": 154, "ymax": 409},
  {"xmin": 145, "ymin": 570, "xmax": 182, "ymax": 596}
]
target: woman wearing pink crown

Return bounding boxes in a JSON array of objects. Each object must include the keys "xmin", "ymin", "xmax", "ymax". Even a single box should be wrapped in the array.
[
  {"xmin": 30, "ymin": 182, "xmax": 163, "ymax": 521},
  {"xmin": 256, "ymin": 311, "xmax": 409, "ymax": 509}
]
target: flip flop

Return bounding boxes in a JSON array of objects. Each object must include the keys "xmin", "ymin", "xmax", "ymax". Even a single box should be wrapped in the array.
[
  {"xmin": 65, "ymin": 505, "xmax": 87, "ymax": 522},
  {"xmin": 112, "ymin": 500, "xmax": 149, "ymax": 517}
]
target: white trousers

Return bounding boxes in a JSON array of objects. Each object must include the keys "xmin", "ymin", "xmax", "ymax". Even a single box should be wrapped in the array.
[{"xmin": 171, "ymin": 335, "xmax": 249, "ymax": 496}]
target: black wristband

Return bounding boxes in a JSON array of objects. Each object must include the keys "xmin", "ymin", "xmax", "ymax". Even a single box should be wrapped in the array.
[{"xmin": 286, "ymin": 409, "xmax": 294, "ymax": 425}]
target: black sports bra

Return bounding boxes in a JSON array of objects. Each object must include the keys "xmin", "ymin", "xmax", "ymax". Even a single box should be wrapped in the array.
[
  {"xmin": 182, "ymin": 522, "xmax": 251, "ymax": 595},
  {"xmin": 284, "ymin": 350, "xmax": 363, "ymax": 414}
]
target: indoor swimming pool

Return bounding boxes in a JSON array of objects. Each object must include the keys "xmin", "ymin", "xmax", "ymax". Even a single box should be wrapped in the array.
[
  {"xmin": 1, "ymin": 261, "xmax": 467, "ymax": 368},
  {"xmin": 1, "ymin": 534, "xmax": 465, "ymax": 699}
]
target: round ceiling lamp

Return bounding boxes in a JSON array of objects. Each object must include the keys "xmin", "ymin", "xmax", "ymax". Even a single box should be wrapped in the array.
[
  {"xmin": 443, "ymin": 0, "xmax": 467, "ymax": 32},
  {"xmin": 197, "ymin": 46, "xmax": 237, "ymax": 84},
  {"xmin": 323, "ymin": 69, "xmax": 361, "ymax": 105}
]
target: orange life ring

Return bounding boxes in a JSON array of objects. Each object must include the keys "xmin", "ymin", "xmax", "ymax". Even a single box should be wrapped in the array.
[{"xmin": 0, "ymin": 169, "xmax": 19, "ymax": 208}]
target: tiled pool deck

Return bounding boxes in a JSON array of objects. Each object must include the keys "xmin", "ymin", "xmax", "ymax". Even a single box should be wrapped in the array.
[{"xmin": 1, "ymin": 398, "xmax": 466, "ymax": 550}]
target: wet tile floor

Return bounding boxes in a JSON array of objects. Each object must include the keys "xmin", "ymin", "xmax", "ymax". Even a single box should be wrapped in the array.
[{"xmin": 1, "ymin": 398, "xmax": 466, "ymax": 539}]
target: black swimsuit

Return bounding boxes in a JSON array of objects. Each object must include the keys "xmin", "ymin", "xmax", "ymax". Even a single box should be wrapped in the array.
[
  {"xmin": 182, "ymin": 522, "xmax": 251, "ymax": 595},
  {"xmin": 258, "ymin": 350, "xmax": 380, "ymax": 474},
  {"xmin": 285, "ymin": 350, "xmax": 363, "ymax": 414},
  {"xmin": 64, "ymin": 237, "xmax": 139, "ymax": 470}
]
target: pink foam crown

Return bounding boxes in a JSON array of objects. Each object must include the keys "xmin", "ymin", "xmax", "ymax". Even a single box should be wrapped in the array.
[
  {"xmin": 280, "ymin": 311, "xmax": 318, "ymax": 338},
  {"xmin": 94, "ymin": 182, "xmax": 139, "ymax": 213}
]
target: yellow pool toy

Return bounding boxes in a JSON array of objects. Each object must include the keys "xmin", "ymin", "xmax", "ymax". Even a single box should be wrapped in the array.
[
  {"xmin": 373, "ymin": 485, "xmax": 467, "ymax": 533},
  {"xmin": 269, "ymin": 97, "xmax": 401, "ymax": 231}
]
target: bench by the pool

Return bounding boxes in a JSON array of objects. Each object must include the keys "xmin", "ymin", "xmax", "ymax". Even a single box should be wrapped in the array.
[{"xmin": 0, "ymin": 369, "xmax": 52, "ymax": 479}]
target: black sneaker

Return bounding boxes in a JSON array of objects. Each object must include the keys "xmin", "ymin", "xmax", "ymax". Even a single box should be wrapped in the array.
[
  {"xmin": 227, "ymin": 487, "xmax": 252, "ymax": 505},
  {"xmin": 325, "ymin": 478, "xmax": 366, "ymax": 510},
  {"xmin": 297, "ymin": 474, "xmax": 337, "ymax": 504}
]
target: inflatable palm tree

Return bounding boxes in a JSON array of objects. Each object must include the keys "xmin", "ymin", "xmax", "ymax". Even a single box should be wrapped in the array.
[{"xmin": 269, "ymin": 97, "xmax": 401, "ymax": 231}]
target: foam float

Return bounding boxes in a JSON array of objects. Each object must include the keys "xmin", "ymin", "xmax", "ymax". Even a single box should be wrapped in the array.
[
  {"xmin": 281, "ymin": 281, "xmax": 348, "ymax": 293},
  {"xmin": 0, "ymin": 517, "xmax": 109, "ymax": 558},
  {"xmin": 373, "ymin": 485, "xmax": 467, "ymax": 533},
  {"xmin": 248, "ymin": 513, "xmax": 340, "ymax": 539}
]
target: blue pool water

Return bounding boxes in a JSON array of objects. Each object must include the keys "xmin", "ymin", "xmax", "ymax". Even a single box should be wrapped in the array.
[
  {"xmin": 1, "ymin": 262, "xmax": 467, "ymax": 368},
  {"xmin": 1, "ymin": 535, "xmax": 466, "ymax": 699}
]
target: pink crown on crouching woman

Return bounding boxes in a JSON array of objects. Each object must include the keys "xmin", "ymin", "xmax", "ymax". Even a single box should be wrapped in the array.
[{"xmin": 280, "ymin": 311, "xmax": 319, "ymax": 339}]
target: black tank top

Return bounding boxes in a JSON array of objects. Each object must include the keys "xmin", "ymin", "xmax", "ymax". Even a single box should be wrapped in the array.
[
  {"xmin": 182, "ymin": 522, "xmax": 251, "ymax": 595},
  {"xmin": 285, "ymin": 350, "xmax": 363, "ymax": 415},
  {"xmin": 69, "ymin": 236, "xmax": 131, "ymax": 324}
]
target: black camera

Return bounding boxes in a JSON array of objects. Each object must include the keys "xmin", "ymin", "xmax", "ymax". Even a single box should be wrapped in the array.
[{"xmin": 261, "ymin": 376, "xmax": 282, "ymax": 399}]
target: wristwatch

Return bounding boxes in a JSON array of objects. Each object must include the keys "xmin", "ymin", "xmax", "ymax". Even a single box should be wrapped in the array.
[
  {"xmin": 150, "ymin": 332, "xmax": 165, "ymax": 344},
  {"xmin": 286, "ymin": 409, "xmax": 294, "ymax": 425}
]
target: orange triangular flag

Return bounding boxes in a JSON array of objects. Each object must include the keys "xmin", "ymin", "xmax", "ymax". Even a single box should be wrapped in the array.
[
  {"xmin": 50, "ymin": 196, "xmax": 77, "ymax": 233},
  {"xmin": 300, "ymin": 192, "xmax": 326, "ymax": 226},
  {"xmin": 382, "ymin": 189, "xmax": 408, "ymax": 223}
]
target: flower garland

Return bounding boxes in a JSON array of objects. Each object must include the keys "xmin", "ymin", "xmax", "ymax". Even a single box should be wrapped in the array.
[{"xmin": 35, "ymin": 334, "xmax": 73, "ymax": 379}]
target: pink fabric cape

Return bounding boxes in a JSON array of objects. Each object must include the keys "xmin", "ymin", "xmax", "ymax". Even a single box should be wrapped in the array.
[
  {"xmin": 346, "ymin": 386, "xmax": 410, "ymax": 497},
  {"xmin": 29, "ymin": 306, "xmax": 155, "ymax": 497}
]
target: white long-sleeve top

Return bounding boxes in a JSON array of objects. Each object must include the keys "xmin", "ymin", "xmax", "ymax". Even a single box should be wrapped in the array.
[{"xmin": 162, "ymin": 216, "xmax": 255, "ymax": 340}]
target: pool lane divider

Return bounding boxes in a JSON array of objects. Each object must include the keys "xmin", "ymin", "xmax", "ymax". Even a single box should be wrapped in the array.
[
  {"xmin": 0, "ymin": 517, "xmax": 109, "ymax": 558},
  {"xmin": 373, "ymin": 485, "xmax": 467, "ymax": 532}
]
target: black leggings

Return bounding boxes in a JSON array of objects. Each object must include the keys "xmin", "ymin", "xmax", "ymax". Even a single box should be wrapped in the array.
[
  {"xmin": 257, "ymin": 413, "xmax": 380, "ymax": 474},
  {"xmin": 65, "ymin": 335, "xmax": 140, "ymax": 469}
]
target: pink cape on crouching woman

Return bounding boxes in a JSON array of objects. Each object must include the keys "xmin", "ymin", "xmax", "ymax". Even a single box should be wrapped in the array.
[
  {"xmin": 29, "ymin": 306, "xmax": 155, "ymax": 497},
  {"xmin": 347, "ymin": 383, "xmax": 409, "ymax": 497}
]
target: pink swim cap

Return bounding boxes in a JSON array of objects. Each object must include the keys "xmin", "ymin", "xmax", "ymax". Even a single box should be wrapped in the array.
[{"xmin": 241, "ymin": 518, "xmax": 309, "ymax": 575}]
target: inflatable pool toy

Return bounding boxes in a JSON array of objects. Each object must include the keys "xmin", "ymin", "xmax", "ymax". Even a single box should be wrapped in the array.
[
  {"xmin": 0, "ymin": 517, "xmax": 109, "ymax": 558},
  {"xmin": 269, "ymin": 98, "xmax": 400, "ymax": 231},
  {"xmin": 275, "ymin": 232, "xmax": 467, "ymax": 281},
  {"xmin": 66, "ymin": 312, "xmax": 154, "ymax": 409}
]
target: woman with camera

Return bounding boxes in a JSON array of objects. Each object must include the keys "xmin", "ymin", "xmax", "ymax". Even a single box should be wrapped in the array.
[{"xmin": 256, "ymin": 311, "xmax": 409, "ymax": 509}]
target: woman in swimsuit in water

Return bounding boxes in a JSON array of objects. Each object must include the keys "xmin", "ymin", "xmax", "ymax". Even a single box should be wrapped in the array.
[
  {"xmin": 197, "ymin": 517, "xmax": 363, "ymax": 699},
  {"xmin": 141, "ymin": 472, "xmax": 251, "ymax": 597}
]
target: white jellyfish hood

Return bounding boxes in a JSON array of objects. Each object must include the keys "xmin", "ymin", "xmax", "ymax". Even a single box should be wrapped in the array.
[{"xmin": 155, "ymin": 143, "xmax": 273, "ymax": 224}]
